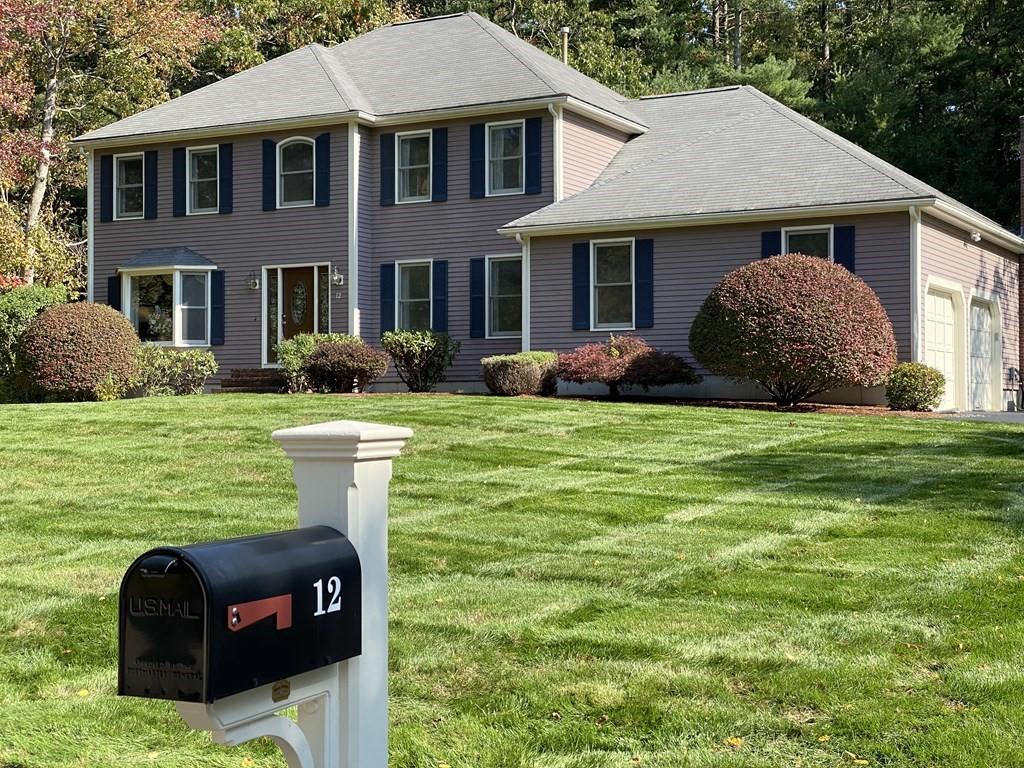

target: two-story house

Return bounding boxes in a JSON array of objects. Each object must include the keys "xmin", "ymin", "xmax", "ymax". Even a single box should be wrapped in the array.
[{"xmin": 73, "ymin": 12, "xmax": 1024, "ymax": 409}]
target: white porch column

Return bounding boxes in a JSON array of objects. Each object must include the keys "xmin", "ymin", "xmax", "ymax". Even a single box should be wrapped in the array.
[{"xmin": 272, "ymin": 421, "xmax": 413, "ymax": 768}]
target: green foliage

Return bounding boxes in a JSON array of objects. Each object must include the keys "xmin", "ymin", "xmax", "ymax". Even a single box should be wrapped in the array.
[
  {"xmin": 130, "ymin": 346, "xmax": 219, "ymax": 397},
  {"xmin": 381, "ymin": 330, "xmax": 460, "ymax": 392},
  {"xmin": 650, "ymin": 55, "xmax": 814, "ymax": 110},
  {"xmin": 0, "ymin": 283, "xmax": 67, "ymax": 398},
  {"xmin": 277, "ymin": 332, "xmax": 362, "ymax": 392},
  {"xmin": 303, "ymin": 341, "xmax": 389, "ymax": 393},
  {"xmin": 886, "ymin": 362, "xmax": 946, "ymax": 411},
  {"xmin": 18, "ymin": 302, "xmax": 139, "ymax": 401},
  {"xmin": 481, "ymin": 351, "xmax": 558, "ymax": 396}
]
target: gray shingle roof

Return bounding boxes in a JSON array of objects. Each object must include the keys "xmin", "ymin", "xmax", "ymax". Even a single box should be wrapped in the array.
[
  {"xmin": 120, "ymin": 247, "xmax": 216, "ymax": 269},
  {"xmin": 503, "ymin": 85, "xmax": 1009, "ymax": 233},
  {"xmin": 75, "ymin": 12, "xmax": 641, "ymax": 143}
]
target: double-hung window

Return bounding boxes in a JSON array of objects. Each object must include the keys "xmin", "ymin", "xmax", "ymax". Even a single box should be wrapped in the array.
[
  {"xmin": 397, "ymin": 261, "xmax": 431, "ymax": 330},
  {"xmin": 592, "ymin": 240, "xmax": 634, "ymax": 330},
  {"xmin": 125, "ymin": 270, "xmax": 211, "ymax": 346},
  {"xmin": 187, "ymin": 146, "xmax": 218, "ymax": 214},
  {"xmin": 487, "ymin": 256, "xmax": 522, "ymax": 337},
  {"xmin": 396, "ymin": 131, "xmax": 431, "ymax": 203},
  {"xmin": 115, "ymin": 154, "xmax": 145, "ymax": 220},
  {"xmin": 783, "ymin": 225, "xmax": 832, "ymax": 260},
  {"xmin": 278, "ymin": 138, "xmax": 315, "ymax": 207},
  {"xmin": 487, "ymin": 120, "xmax": 524, "ymax": 196}
]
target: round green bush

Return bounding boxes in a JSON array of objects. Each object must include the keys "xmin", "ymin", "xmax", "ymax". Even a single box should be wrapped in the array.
[
  {"xmin": 886, "ymin": 362, "xmax": 945, "ymax": 411},
  {"xmin": 381, "ymin": 330, "xmax": 459, "ymax": 392},
  {"xmin": 19, "ymin": 302, "xmax": 139, "ymax": 401},
  {"xmin": 277, "ymin": 332, "xmax": 363, "ymax": 392},
  {"xmin": 131, "ymin": 346, "xmax": 219, "ymax": 397},
  {"xmin": 481, "ymin": 351, "xmax": 557, "ymax": 396},
  {"xmin": 0, "ymin": 284, "xmax": 67, "ymax": 382},
  {"xmin": 689, "ymin": 255, "xmax": 897, "ymax": 407},
  {"xmin": 304, "ymin": 341, "xmax": 389, "ymax": 393}
]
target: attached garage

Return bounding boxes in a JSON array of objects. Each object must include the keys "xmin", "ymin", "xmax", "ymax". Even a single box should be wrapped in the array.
[
  {"xmin": 969, "ymin": 299, "xmax": 1001, "ymax": 411},
  {"xmin": 924, "ymin": 288, "xmax": 960, "ymax": 411}
]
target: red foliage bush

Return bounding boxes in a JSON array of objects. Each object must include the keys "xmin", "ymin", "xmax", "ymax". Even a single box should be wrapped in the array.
[
  {"xmin": 0, "ymin": 275, "xmax": 27, "ymax": 293},
  {"xmin": 558, "ymin": 335, "xmax": 700, "ymax": 397},
  {"xmin": 689, "ymin": 255, "xmax": 897, "ymax": 407},
  {"xmin": 303, "ymin": 341, "xmax": 389, "ymax": 393}
]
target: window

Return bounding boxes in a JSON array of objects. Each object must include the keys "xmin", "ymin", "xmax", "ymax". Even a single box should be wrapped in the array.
[
  {"xmin": 397, "ymin": 131, "xmax": 430, "ymax": 203},
  {"xmin": 115, "ymin": 154, "xmax": 144, "ymax": 219},
  {"xmin": 592, "ymin": 240, "xmax": 634, "ymax": 330},
  {"xmin": 487, "ymin": 256, "xmax": 521, "ymax": 337},
  {"xmin": 783, "ymin": 226, "xmax": 832, "ymax": 260},
  {"xmin": 397, "ymin": 261, "xmax": 431, "ymax": 330},
  {"xmin": 188, "ymin": 147, "xmax": 218, "ymax": 214},
  {"xmin": 125, "ymin": 270, "xmax": 210, "ymax": 346},
  {"xmin": 487, "ymin": 121, "xmax": 524, "ymax": 196},
  {"xmin": 278, "ymin": 138, "xmax": 314, "ymax": 207}
]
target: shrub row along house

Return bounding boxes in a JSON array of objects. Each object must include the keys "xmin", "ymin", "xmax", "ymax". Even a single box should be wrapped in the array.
[{"xmin": 73, "ymin": 12, "xmax": 1023, "ymax": 409}]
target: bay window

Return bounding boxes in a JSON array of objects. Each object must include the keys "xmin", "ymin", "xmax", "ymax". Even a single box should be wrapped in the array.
[{"xmin": 125, "ymin": 269, "xmax": 211, "ymax": 346}]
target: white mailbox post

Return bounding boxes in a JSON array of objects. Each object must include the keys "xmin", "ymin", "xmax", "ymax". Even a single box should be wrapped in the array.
[{"xmin": 173, "ymin": 420, "xmax": 412, "ymax": 768}]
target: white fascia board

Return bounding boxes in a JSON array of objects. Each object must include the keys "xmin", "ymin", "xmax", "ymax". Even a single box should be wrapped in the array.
[{"xmin": 928, "ymin": 200, "xmax": 1024, "ymax": 254}]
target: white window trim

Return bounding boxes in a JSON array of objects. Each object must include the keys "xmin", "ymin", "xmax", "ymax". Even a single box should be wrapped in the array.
[
  {"xmin": 485, "ymin": 119, "xmax": 525, "ymax": 197},
  {"xmin": 782, "ymin": 224, "xmax": 834, "ymax": 261},
  {"xmin": 120, "ymin": 266, "xmax": 215, "ymax": 348},
  {"xmin": 113, "ymin": 152, "xmax": 145, "ymax": 221},
  {"xmin": 186, "ymin": 145, "xmax": 219, "ymax": 216},
  {"xmin": 590, "ymin": 238, "xmax": 635, "ymax": 332},
  {"xmin": 394, "ymin": 258, "xmax": 433, "ymax": 331},
  {"xmin": 395, "ymin": 130, "xmax": 432, "ymax": 204},
  {"xmin": 277, "ymin": 136, "xmax": 316, "ymax": 209},
  {"xmin": 486, "ymin": 253, "xmax": 523, "ymax": 339},
  {"xmin": 260, "ymin": 262, "xmax": 332, "ymax": 368}
]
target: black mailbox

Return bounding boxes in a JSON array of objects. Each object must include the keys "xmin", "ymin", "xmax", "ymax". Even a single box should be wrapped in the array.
[{"xmin": 119, "ymin": 525, "xmax": 361, "ymax": 703}]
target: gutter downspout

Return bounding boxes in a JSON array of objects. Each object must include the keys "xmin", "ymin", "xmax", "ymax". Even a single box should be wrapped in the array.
[
  {"xmin": 517, "ymin": 232, "xmax": 530, "ymax": 352},
  {"xmin": 347, "ymin": 121, "xmax": 360, "ymax": 336},
  {"xmin": 547, "ymin": 103, "xmax": 563, "ymax": 202},
  {"xmin": 910, "ymin": 205, "xmax": 922, "ymax": 362},
  {"xmin": 86, "ymin": 149, "xmax": 95, "ymax": 302}
]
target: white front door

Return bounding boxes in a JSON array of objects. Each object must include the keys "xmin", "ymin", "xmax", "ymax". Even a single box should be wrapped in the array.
[
  {"xmin": 925, "ymin": 290, "xmax": 958, "ymax": 410},
  {"xmin": 969, "ymin": 300, "xmax": 995, "ymax": 411}
]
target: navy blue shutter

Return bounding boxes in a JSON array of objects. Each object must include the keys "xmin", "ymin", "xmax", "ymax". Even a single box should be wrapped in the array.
[
  {"xmin": 524, "ymin": 117, "xmax": 542, "ymax": 195},
  {"xmin": 380, "ymin": 263, "xmax": 396, "ymax": 334},
  {"xmin": 99, "ymin": 155, "xmax": 113, "ymax": 222},
  {"xmin": 172, "ymin": 147, "xmax": 186, "ymax": 217},
  {"xmin": 262, "ymin": 139, "xmax": 277, "ymax": 211},
  {"xmin": 761, "ymin": 230, "xmax": 782, "ymax": 258},
  {"xmin": 380, "ymin": 133, "xmax": 395, "ymax": 206},
  {"xmin": 106, "ymin": 275, "xmax": 121, "ymax": 311},
  {"xmin": 469, "ymin": 123, "xmax": 485, "ymax": 198},
  {"xmin": 432, "ymin": 260, "xmax": 448, "ymax": 332},
  {"xmin": 834, "ymin": 225, "xmax": 855, "ymax": 272},
  {"xmin": 315, "ymin": 132, "xmax": 330, "ymax": 207},
  {"xmin": 218, "ymin": 143, "xmax": 233, "ymax": 214},
  {"xmin": 431, "ymin": 127, "xmax": 448, "ymax": 202},
  {"xmin": 144, "ymin": 150, "xmax": 158, "ymax": 219},
  {"xmin": 572, "ymin": 242, "xmax": 590, "ymax": 330},
  {"xmin": 469, "ymin": 257, "xmax": 485, "ymax": 338},
  {"xmin": 210, "ymin": 270, "xmax": 225, "ymax": 346},
  {"xmin": 634, "ymin": 239, "xmax": 654, "ymax": 328}
]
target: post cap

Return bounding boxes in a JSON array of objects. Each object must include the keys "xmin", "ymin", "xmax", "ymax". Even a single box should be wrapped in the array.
[{"xmin": 273, "ymin": 420, "xmax": 413, "ymax": 461}]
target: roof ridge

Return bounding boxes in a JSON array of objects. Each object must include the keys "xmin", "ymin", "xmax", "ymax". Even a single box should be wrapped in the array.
[
  {"xmin": 309, "ymin": 44, "xmax": 353, "ymax": 111},
  {"xmin": 465, "ymin": 12, "xmax": 560, "ymax": 97},
  {"xmin": 637, "ymin": 86, "xmax": 741, "ymax": 100},
  {"xmin": 740, "ymin": 86, "xmax": 926, "ymax": 199}
]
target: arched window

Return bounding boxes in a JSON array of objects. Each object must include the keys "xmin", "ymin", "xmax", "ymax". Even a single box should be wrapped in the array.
[{"xmin": 278, "ymin": 138, "xmax": 315, "ymax": 207}]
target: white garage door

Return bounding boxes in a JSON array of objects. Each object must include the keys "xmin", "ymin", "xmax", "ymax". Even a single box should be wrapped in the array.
[
  {"xmin": 969, "ymin": 301, "xmax": 995, "ymax": 411},
  {"xmin": 925, "ymin": 290, "xmax": 957, "ymax": 411}
]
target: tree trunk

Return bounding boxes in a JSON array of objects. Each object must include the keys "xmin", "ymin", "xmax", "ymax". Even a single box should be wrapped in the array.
[
  {"xmin": 733, "ymin": 0, "xmax": 743, "ymax": 70},
  {"xmin": 819, "ymin": 1, "xmax": 831, "ymax": 94},
  {"xmin": 24, "ymin": 67, "xmax": 60, "ymax": 285}
]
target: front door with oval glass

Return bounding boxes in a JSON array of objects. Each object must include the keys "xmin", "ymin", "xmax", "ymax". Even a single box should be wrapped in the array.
[{"xmin": 265, "ymin": 265, "xmax": 330, "ymax": 365}]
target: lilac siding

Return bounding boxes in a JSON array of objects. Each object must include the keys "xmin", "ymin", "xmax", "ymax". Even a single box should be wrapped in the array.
[
  {"xmin": 529, "ymin": 213, "xmax": 913, "ymax": 372},
  {"xmin": 92, "ymin": 128, "xmax": 349, "ymax": 374},
  {"xmin": 562, "ymin": 111, "xmax": 630, "ymax": 198},
  {"xmin": 362, "ymin": 111, "xmax": 553, "ymax": 382},
  {"xmin": 920, "ymin": 214, "xmax": 1020, "ymax": 387}
]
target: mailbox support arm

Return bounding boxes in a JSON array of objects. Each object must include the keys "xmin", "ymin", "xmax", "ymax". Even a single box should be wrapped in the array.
[{"xmin": 218, "ymin": 714, "xmax": 315, "ymax": 768}]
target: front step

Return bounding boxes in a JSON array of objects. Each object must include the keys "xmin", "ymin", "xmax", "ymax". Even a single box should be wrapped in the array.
[{"xmin": 217, "ymin": 368, "xmax": 286, "ymax": 394}]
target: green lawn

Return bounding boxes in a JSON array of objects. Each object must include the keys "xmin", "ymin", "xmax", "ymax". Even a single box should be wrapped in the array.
[{"xmin": 1, "ymin": 395, "xmax": 1023, "ymax": 768}]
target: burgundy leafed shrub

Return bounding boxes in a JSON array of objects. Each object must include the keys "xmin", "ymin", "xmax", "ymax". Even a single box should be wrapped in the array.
[
  {"xmin": 558, "ymin": 335, "xmax": 700, "ymax": 397},
  {"xmin": 689, "ymin": 254, "xmax": 897, "ymax": 408},
  {"xmin": 19, "ymin": 302, "xmax": 139, "ymax": 401},
  {"xmin": 303, "ymin": 341, "xmax": 389, "ymax": 393}
]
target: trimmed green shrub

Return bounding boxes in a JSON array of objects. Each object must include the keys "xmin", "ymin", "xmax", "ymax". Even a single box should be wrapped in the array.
[
  {"xmin": 277, "ymin": 333, "xmax": 361, "ymax": 392},
  {"xmin": 381, "ymin": 330, "xmax": 460, "ymax": 392},
  {"xmin": 0, "ymin": 284, "xmax": 67, "ymax": 381},
  {"xmin": 19, "ymin": 302, "xmax": 139, "ymax": 401},
  {"xmin": 690, "ymin": 255, "xmax": 897, "ymax": 408},
  {"xmin": 481, "ymin": 351, "xmax": 558, "ymax": 396},
  {"xmin": 558, "ymin": 335, "xmax": 700, "ymax": 397},
  {"xmin": 886, "ymin": 362, "xmax": 945, "ymax": 411},
  {"xmin": 131, "ymin": 347, "xmax": 219, "ymax": 397},
  {"xmin": 303, "ymin": 341, "xmax": 389, "ymax": 393}
]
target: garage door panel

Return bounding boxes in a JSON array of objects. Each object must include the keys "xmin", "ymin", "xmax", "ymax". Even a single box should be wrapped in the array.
[{"xmin": 925, "ymin": 290, "xmax": 957, "ymax": 411}]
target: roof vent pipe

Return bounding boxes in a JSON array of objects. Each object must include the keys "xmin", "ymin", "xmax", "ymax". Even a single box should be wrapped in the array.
[{"xmin": 560, "ymin": 26, "xmax": 571, "ymax": 65}]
